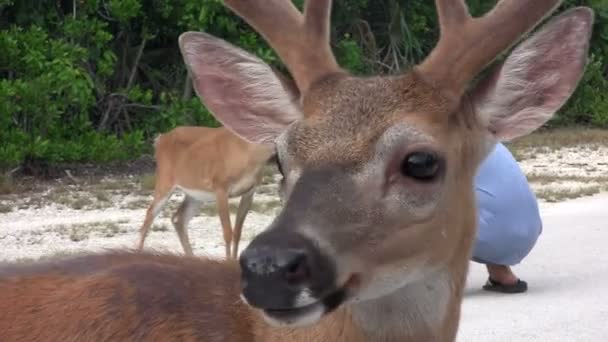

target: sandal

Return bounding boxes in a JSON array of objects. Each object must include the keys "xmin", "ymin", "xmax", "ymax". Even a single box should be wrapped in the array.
[{"xmin": 482, "ymin": 278, "xmax": 528, "ymax": 294}]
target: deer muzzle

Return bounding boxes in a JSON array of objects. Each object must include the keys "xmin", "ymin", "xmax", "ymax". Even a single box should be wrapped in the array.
[{"xmin": 239, "ymin": 230, "xmax": 347, "ymax": 327}]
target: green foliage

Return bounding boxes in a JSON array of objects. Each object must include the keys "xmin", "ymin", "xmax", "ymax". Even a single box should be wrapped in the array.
[
  {"xmin": 549, "ymin": 0, "xmax": 608, "ymax": 127},
  {"xmin": 108, "ymin": 0, "xmax": 142, "ymax": 23},
  {"xmin": 0, "ymin": 0, "xmax": 606, "ymax": 170},
  {"xmin": 552, "ymin": 54, "xmax": 608, "ymax": 127},
  {"xmin": 335, "ymin": 34, "xmax": 369, "ymax": 74},
  {"xmin": 0, "ymin": 128, "xmax": 146, "ymax": 167}
]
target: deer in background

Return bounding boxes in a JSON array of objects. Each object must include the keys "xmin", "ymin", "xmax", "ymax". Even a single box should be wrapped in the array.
[
  {"xmin": 137, "ymin": 126, "xmax": 275, "ymax": 258},
  {"xmin": 0, "ymin": 1, "xmax": 594, "ymax": 341}
]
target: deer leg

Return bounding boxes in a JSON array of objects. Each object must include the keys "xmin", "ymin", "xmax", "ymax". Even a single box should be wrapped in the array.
[
  {"xmin": 138, "ymin": 188, "xmax": 172, "ymax": 252},
  {"xmin": 231, "ymin": 189, "xmax": 255, "ymax": 259},
  {"xmin": 171, "ymin": 195, "xmax": 201, "ymax": 256},
  {"xmin": 215, "ymin": 190, "xmax": 233, "ymax": 258}
]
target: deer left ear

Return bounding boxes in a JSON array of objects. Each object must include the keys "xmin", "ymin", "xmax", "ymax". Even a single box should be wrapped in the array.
[
  {"xmin": 178, "ymin": 32, "xmax": 303, "ymax": 145},
  {"xmin": 471, "ymin": 7, "xmax": 594, "ymax": 142}
]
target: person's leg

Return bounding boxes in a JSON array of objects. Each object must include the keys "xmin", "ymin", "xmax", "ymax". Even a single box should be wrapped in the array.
[
  {"xmin": 483, "ymin": 264, "xmax": 528, "ymax": 293},
  {"xmin": 472, "ymin": 143, "xmax": 543, "ymax": 293},
  {"xmin": 486, "ymin": 264, "xmax": 519, "ymax": 285},
  {"xmin": 472, "ymin": 190, "xmax": 541, "ymax": 293}
]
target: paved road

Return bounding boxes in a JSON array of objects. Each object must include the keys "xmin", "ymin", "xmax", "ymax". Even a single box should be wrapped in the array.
[{"xmin": 457, "ymin": 193, "xmax": 608, "ymax": 341}]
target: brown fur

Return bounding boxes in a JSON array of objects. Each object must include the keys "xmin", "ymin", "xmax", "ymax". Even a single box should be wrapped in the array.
[
  {"xmin": 0, "ymin": 251, "xmax": 462, "ymax": 341},
  {"xmin": 138, "ymin": 126, "xmax": 275, "ymax": 258},
  {"xmin": 0, "ymin": 252, "xmax": 253, "ymax": 341}
]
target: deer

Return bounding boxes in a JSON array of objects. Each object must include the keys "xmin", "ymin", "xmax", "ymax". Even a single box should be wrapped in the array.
[
  {"xmin": 0, "ymin": 0, "xmax": 594, "ymax": 341},
  {"xmin": 137, "ymin": 126, "xmax": 275, "ymax": 259}
]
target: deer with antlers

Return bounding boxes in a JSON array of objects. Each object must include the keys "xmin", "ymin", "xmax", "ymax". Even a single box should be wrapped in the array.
[
  {"xmin": 137, "ymin": 126, "xmax": 276, "ymax": 259},
  {"xmin": 0, "ymin": 0, "xmax": 594, "ymax": 341}
]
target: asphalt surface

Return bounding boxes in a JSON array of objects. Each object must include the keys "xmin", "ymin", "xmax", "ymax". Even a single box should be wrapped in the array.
[{"xmin": 457, "ymin": 193, "xmax": 608, "ymax": 341}]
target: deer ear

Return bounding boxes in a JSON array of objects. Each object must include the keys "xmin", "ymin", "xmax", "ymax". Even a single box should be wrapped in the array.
[
  {"xmin": 472, "ymin": 7, "xmax": 594, "ymax": 142},
  {"xmin": 178, "ymin": 32, "xmax": 303, "ymax": 145}
]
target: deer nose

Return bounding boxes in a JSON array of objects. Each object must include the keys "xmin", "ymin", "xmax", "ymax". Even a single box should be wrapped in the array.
[
  {"xmin": 241, "ymin": 247, "xmax": 310, "ymax": 285},
  {"xmin": 239, "ymin": 232, "xmax": 335, "ymax": 310}
]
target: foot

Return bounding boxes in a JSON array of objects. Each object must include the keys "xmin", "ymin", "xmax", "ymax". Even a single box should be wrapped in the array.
[{"xmin": 483, "ymin": 264, "xmax": 528, "ymax": 293}]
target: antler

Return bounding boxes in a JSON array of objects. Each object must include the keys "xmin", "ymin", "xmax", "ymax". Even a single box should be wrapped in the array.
[
  {"xmin": 417, "ymin": 0, "xmax": 563, "ymax": 98},
  {"xmin": 223, "ymin": 0, "xmax": 341, "ymax": 93}
]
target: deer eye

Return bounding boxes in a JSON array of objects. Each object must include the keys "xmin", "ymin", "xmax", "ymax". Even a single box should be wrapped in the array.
[{"xmin": 400, "ymin": 152, "xmax": 440, "ymax": 181}]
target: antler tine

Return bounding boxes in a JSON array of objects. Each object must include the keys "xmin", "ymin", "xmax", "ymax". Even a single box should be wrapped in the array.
[
  {"xmin": 435, "ymin": 0, "xmax": 471, "ymax": 30},
  {"xmin": 303, "ymin": 0, "xmax": 332, "ymax": 37},
  {"xmin": 223, "ymin": 0, "xmax": 341, "ymax": 93},
  {"xmin": 417, "ymin": 0, "xmax": 563, "ymax": 99}
]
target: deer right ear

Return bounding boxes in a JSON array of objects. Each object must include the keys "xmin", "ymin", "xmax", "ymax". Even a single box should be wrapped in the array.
[
  {"xmin": 178, "ymin": 32, "xmax": 303, "ymax": 144},
  {"xmin": 471, "ymin": 7, "xmax": 594, "ymax": 142}
]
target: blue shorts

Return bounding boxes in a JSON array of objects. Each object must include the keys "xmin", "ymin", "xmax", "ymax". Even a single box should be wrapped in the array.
[{"xmin": 471, "ymin": 143, "xmax": 542, "ymax": 266}]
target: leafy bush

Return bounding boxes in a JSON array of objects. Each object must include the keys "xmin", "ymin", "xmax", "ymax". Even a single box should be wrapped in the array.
[
  {"xmin": 0, "ymin": 0, "xmax": 606, "ymax": 170},
  {"xmin": 545, "ymin": 0, "xmax": 608, "ymax": 127},
  {"xmin": 551, "ymin": 54, "xmax": 608, "ymax": 127}
]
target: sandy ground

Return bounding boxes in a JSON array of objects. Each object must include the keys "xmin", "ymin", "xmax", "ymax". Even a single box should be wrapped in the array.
[
  {"xmin": 0, "ymin": 178, "xmax": 284, "ymax": 261},
  {"xmin": 1, "ymin": 141, "xmax": 607, "ymax": 340}
]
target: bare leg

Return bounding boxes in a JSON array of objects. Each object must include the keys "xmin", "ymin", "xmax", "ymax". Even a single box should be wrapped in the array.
[
  {"xmin": 486, "ymin": 264, "xmax": 519, "ymax": 284},
  {"xmin": 215, "ymin": 190, "xmax": 233, "ymax": 258},
  {"xmin": 171, "ymin": 195, "xmax": 201, "ymax": 256},
  {"xmin": 138, "ymin": 189, "xmax": 172, "ymax": 252},
  {"xmin": 483, "ymin": 264, "xmax": 528, "ymax": 293},
  {"xmin": 231, "ymin": 190, "xmax": 255, "ymax": 259}
]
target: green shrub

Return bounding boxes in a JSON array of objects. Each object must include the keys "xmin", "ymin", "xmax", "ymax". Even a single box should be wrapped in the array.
[
  {"xmin": 552, "ymin": 54, "xmax": 608, "ymax": 127},
  {"xmin": 0, "ymin": 0, "xmax": 605, "ymax": 169}
]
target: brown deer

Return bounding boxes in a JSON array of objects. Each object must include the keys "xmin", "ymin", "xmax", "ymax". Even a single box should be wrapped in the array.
[
  {"xmin": 137, "ymin": 126, "xmax": 276, "ymax": 258},
  {"xmin": 0, "ymin": 1, "xmax": 594, "ymax": 341}
]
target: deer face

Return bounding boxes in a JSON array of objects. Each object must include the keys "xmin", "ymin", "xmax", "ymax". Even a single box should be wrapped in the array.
[
  {"xmin": 179, "ymin": 0, "xmax": 593, "ymax": 328},
  {"xmin": 255, "ymin": 74, "xmax": 482, "ymax": 320}
]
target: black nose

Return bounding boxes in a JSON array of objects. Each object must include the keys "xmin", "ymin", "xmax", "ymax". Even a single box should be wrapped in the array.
[
  {"xmin": 239, "ymin": 232, "xmax": 335, "ymax": 310},
  {"xmin": 241, "ymin": 246, "xmax": 311, "ymax": 286}
]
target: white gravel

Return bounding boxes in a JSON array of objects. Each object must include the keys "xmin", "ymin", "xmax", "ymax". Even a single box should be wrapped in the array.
[
  {"xmin": 519, "ymin": 145, "xmax": 608, "ymax": 178},
  {"xmin": 0, "ymin": 190, "xmax": 276, "ymax": 261}
]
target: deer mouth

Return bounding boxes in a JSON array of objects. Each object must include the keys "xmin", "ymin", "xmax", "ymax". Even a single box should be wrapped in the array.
[{"xmin": 261, "ymin": 286, "xmax": 349, "ymax": 327}]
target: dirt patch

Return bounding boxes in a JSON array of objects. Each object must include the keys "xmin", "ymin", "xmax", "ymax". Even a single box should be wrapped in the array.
[
  {"xmin": 122, "ymin": 198, "xmax": 152, "ymax": 210},
  {"xmin": 139, "ymin": 173, "xmax": 156, "ymax": 191},
  {"xmin": 0, "ymin": 173, "xmax": 16, "ymax": 195},
  {"xmin": 508, "ymin": 128, "xmax": 608, "ymax": 153},
  {"xmin": 0, "ymin": 203, "xmax": 13, "ymax": 213},
  {"xmin": 19, "ymin": 155, "xmax": 156, "ymax": 179}
]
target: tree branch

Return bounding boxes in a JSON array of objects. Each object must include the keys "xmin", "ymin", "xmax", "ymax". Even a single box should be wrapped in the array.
[{"xmin": 126, "ymin": 33, "xmax": 148, "ymax": 90}]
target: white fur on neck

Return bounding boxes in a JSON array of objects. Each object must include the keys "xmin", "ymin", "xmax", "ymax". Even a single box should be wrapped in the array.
[{"xmin": 351, "ymin": 270, "xmax": 452, "ymax": 339}]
